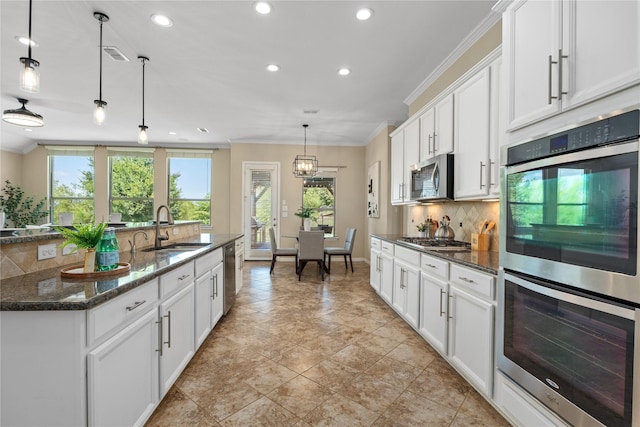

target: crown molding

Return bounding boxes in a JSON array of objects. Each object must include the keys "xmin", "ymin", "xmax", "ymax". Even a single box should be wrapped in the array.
[{"xmin": 403, "ymin": 10, "xmax": 502, "ymax": 106}]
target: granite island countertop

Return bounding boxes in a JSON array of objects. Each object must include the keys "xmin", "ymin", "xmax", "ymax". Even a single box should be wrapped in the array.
[
  {"xmin": 371, "ymin": 234, "xmax": 499, "ymax": 275},
  {"xmin": 0, "ymin": 233, "xmax": 242, "ymax": 311}
]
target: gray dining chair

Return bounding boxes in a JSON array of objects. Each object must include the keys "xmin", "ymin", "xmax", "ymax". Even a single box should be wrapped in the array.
[
  {"xmin": 269, "ymin": 227, "xmax": 298, "ymax": 274},
  {"xmin": 324, "ymin": 227, "xmax": 356, "ymax": 273},
  {"xmin": 297, "ymin": 230, "xmax": 326, "ymax": 281}
]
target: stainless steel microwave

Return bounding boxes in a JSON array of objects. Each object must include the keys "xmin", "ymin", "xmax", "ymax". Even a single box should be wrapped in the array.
[{"xmin": 410, "ymin": 153, "xmax": 454, "ymax": 202}]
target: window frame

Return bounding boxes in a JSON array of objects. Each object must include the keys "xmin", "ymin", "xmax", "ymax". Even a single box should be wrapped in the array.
[
  {"xmin": 47, "ymin": 147, "xmax": 96, "ymax": 224},
  {"xmin": 167, "ymin": 150, "xmax": 213, "ymax": 226},
  {"xmin": 108, "ymin": 148, "xmax": 155, "ymax": 222}
]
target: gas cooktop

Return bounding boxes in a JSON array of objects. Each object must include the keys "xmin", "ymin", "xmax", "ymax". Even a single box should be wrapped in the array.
[{"xmin": 397, "ymin": 237, "xmax": 471, "ymax": 251}]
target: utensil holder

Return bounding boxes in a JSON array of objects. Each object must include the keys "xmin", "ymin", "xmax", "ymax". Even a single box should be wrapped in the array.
[{"xmin": 471, "ymin": 233, "xmax": 489, "ymax": 251}]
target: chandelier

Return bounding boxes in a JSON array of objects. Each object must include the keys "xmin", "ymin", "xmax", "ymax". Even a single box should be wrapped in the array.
[{"xmin": 292, "ymin": 124, "xmax": 318, "ymax": 177}]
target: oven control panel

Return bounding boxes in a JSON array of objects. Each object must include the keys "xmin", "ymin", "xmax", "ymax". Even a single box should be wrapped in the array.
[{"xmin": 507, "ymin": 110, "xmax": 639, "ymax": 165}]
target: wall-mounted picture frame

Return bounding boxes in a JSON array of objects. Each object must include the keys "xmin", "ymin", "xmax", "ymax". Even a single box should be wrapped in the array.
[{"xmin": 368, "ymin": 161, "xmax": 380, "ymax": 218}]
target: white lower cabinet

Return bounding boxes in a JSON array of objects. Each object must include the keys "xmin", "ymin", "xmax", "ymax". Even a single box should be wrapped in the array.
[
  {"xmin": 159, "ymin": 283, "xmax": 195, "ymax": 396},
  {"xmin": 370, "ymin": 238, "xmax": 395, "ymax": 306},
  {"xmin": 235, "ymin": 238, "xmax": 244, "ymax": 294},
  {"xmin": 448, "ymin": 284, "xmax": 494, "ymax": 396},
  {"xmin": 392, "ymin": 246, "xmax": 420, "ymax": 329},
  {"xmin": 87, "ymin": 309, "xmax": 159, "ymax": 427},
  {"xmin": 195, "ymin": 248, "xmax": 224, "ymax": 349},
  {"xmin": 419, "ymin": 272, "xmax": 448, "ymax": 355}
]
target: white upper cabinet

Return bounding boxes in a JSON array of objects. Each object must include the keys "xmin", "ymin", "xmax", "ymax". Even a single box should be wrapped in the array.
[
  {"xmin": 390, "ymin": 125, "xmax": 419, "ymax": 205},
  {"xmin": 454, "ymin": 68, "xmax": 491, "ymax": 200},
  {"xmin": 503, "ymin": 0, "xmax": 640, "ymax": 131},
  {"xmin": 419, "ymin": 93, "xmax": 454, "ymax": 161}
]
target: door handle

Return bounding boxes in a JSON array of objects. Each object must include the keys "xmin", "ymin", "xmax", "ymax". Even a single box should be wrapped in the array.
[
  {"xmin": 163, "ymin": 311, "xmax": 171, "ymax": 349},
  {"xmin": 480, "ymin": 162, "xmax": 486, "ymax": 188},
  {"xmin": 439, "ymin": 289, "xmax": 446, "ymax": 317}
]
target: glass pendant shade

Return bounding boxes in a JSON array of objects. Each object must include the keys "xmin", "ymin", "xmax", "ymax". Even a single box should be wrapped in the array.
[
  {"xmin": 2, "ymin": 98, "xmax": 44, "ymax": 127},
  {"xmin": 292, "ymin": 124, "xmax": 318, "ymax": 177},
  {"xmin": 138, "ymin": 125, "xmax": 149, "ymax": 144},
  {"xmin": 93, "ymin": 100, "xmax": 106, "ymax": 125},
  {"xmin": 19, "ymin": 57, "xmax": 40, "ymax": 93}
]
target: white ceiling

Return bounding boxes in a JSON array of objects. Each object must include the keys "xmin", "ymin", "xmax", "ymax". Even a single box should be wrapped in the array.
[{"xmin": 0, "ymin": 1, "xmax": 497, "ymax": 153}]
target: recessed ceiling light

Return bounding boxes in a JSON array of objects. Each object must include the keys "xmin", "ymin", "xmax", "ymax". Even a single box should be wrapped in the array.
[
  {"xmin": 151, "ymin": 14, "xmax": 173, "ymax": 27},
  {"xmin": 15, "ymin": 36, "xmax": 38, "ymax": 47},
  {"xmin": 266, "ymin": 64, "xmax": 280, "ymax": 72},
  {"xmin": 338, "ymin": 68, "xmax": 351, "ymax": 76},
  {"xmin": 25, "ymin": 128, "xmax": 33, "ymax": 132},
  {"xmin": 197, "ymin": 127, "xmax": 209, "ymax": 133},
  {"xmin": 356, "ymin": 8, "xmax": 374, "ymax": 21},
  {"xmin": 168, "ymin": 131, "xmax": 176, "ymax": 135},
  {"xmin": 254, "ymin": 2, "xmax": 272, "ymax": 15}
]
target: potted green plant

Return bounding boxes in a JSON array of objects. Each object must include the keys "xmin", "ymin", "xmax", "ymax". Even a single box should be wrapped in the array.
[
  {"xmin": 53, "ymin": 223, "xmax": 107, "ymax": 272},
  {"xmin": 294, "ymin": 206, "xmax": 315, "ymax": 231},
  {"xmin": 0, "ymin": 180, "xmax": 48, "ymax": 228},
  {"xmin": 416, "ymin": 220, "xmax": 429, "ymax": 237}
]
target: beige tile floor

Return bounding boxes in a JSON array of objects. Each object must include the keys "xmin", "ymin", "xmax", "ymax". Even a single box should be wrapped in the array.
[{"xmin": 146, "ymin": 260, "xmax": 510, "ymax": 426}]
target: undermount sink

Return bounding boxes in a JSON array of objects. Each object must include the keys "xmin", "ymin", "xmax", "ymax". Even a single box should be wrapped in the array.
[{"xmin": 142, "ymin": 242, "xmax": 210, "ymax": 252}]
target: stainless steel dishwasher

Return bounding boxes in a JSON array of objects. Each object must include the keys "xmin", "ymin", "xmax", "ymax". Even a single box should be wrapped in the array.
[{"xmin": 223, "ymin": 242, "xmax": 236, "ymax": 314}]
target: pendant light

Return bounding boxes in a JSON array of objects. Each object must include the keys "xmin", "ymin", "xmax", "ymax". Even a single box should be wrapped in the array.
[
  {"xmin": 19, "ymin": 0, "xmax": 40, "ymax": 93},
  {"xmin": 2, "ymin": 98, "xmax": 44, "ymax": 127},
  {"xmin": 292, "ymin": 124, "xmax": 318, "ymax": 177},
  {"xmin": 93, "ymin": 12, "xmax": 109, "ymax": 125},
  {"xmin": 137, "ymin": 56, "xmax": 149, "ymax": 144}
]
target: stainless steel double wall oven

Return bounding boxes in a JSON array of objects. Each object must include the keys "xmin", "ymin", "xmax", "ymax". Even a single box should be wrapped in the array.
[{"xmin": 499, "ymin": 110, "xmax": 640, "ymax": 427}]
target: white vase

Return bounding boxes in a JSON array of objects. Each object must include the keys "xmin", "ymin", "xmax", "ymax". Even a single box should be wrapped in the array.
[
  {"xmin": 418, "ymin": 231, "xmax": 426, "ymax": 238},
  {"xmin": 303, "ymin": 218, "xmax": 311, "ymax": 231}
]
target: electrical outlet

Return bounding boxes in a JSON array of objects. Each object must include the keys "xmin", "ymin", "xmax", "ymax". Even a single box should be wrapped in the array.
[
  {"xmin": 62, "ymin": 244, "xmax": 77, "ymax": 256},
  {"xmin": 38, "ymin": 243, "xmax": 57, "ymax": 260}
]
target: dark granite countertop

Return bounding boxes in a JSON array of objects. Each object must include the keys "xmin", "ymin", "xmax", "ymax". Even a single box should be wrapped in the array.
[
  {"xmin": 0, "ymin": 233, "xmax": 242, "ymax": 311},
  {"xmin": 371, "ymin": 234, "xmax": 499, "ymax": 275}
]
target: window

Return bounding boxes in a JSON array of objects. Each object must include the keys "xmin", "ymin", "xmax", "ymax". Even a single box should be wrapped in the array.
[
  {"xmin": 108, "ymin": 148, "xmax": 154, "ymax": 222},
  {"xmin": 302, "ymin": 169, "xmax": 336, "ymax": 236},
  {"xmin": 48, "ymin": 147, "xmax": 95, "ymax": 224},
  {"xmin": 168, "ymin": 151, "xmax": 212, "ymax": 225}
]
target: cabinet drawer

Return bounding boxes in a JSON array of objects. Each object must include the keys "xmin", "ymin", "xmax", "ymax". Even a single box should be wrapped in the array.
[
  {"xmin": 420, "ymin": 253, "xmax": 449, "ymax": 281},
  {"xmin": 195, "ymin": 248, "xmax": 223, "ymax": 277},
  {"xmin": 380, "ymin": 241, "xmax": 394, "ymax": 256},
  {"xmin": 370, "ymin": 237, "xmax": 381, "ymax": 250},
  {"xmin": 87, "ymin": 278, "xmax": 159, "ymax": 346},
  {"xmin": 160, "ymin": 262, "xmax": 195, "ymax": 297},
  {"xmin": 450, "ymin": 264, "xmax": 494, "ymax": 299},
  {"xmin": 394, "ymin": 245, "xmax": 420, "ymax": 266}
]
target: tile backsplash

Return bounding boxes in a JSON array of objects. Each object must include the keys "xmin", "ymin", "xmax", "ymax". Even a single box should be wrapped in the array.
[{"xmin": 406, "ymin": 201, "xmax": 500, "ymax": 251}]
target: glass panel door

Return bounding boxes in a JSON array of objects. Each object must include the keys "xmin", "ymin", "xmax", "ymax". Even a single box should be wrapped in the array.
[{"xmin": 243, "ymin": 163, "xmax": 279, "ymax": 260}]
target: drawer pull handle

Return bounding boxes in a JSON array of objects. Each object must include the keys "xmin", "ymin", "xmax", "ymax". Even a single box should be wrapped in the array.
[
  {"xmin": 459, "ymin": 276, "xmax": 475, "ymax": 284},
  {"xmin": 211, "ymin": 274, "xmax": 218, "ymax": 298},
  {"xmin": 425, "ymin": 263, "xmax": 437, "ymax": 269},
  {"xmin": 164, "ymin": 311, "xmax": 172, "ymax": 348},
  {"xmin": 178, "ymin": 274, "xmax": 190, "ymax": 281},
  {"xmin": 126, "ymin": 300, "xmax": 146, "ymax": 311}
]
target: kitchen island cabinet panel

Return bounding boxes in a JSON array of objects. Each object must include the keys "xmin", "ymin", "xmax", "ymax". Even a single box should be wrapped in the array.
[
  {"xmin": 0, "ymin": 310, "xmax": 87, "ymax": 426},
  {"xmin": 87, "ymin": 309, "xmax": 159, "ymax": 427}
]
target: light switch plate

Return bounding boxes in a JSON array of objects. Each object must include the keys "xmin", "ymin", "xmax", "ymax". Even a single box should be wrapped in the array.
[{"xmin": 38, "ymin": 243, "xmax": 57, "ymax": 260}]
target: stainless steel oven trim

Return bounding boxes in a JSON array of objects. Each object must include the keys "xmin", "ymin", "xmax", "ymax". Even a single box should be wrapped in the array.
[
  {"xmin": 497, "ymin": 269, "xmax": 639, "ymax": 427},
  {"xmin": 499, "ymin": 141, "xmax": 640, "ymax": 304}
]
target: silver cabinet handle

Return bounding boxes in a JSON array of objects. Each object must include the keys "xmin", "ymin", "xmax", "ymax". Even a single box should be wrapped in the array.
[
  {"xmin": 156, "ymin": 318, "xmax": 163, "ymax": 356},
  {"xmin": 433, "ymin": 132, "xmax": 438, "ymax": 153},
  {"xmin": 126, "ymin": 300, "xmax": 146, "ymax": 311},
  {"xmin": 400, "ymin": 269, "xmax": 406, "ymax": 289},
  {"xmin": 164, "ymin": 311, "xmax": 171, "ymax": 349},
  {"xmin": 458, "ymin": 276, "xmax": 475, "ymax": 284},
  {"xmin": 439, "ymin": 289, "xmax": 446, "ymax": 317},
  {"xmin": 489, "ymin": 161, "xmax": 495, "ymax": 188},
  {"xmin": 178, "ymin": 274, "xmax": 190, "ymax": 281},
  {"xmin": 448, "ymin": 294, "xmax": 453, "ymax": 320},
  {"xmin": 548, "ymin": 49, "xmax": 568, "ymax": 104},
  {"xmin": 425, "ymin": 263, "xmax": 437, "ymax": 269},
  {"xmin": 428, "ymin": 134, "xmax": 433, "ymax": 155},
  {"xmin": 548, "ymin": 54, "xmax": 555, "ymax": 104},
  {"xmin": 557, "ymin": 49, "xmax": 568, "ymax": 101},
  {"xmin": 480, "ymin": 162, "xmax": 486, "ymax": 188}
]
